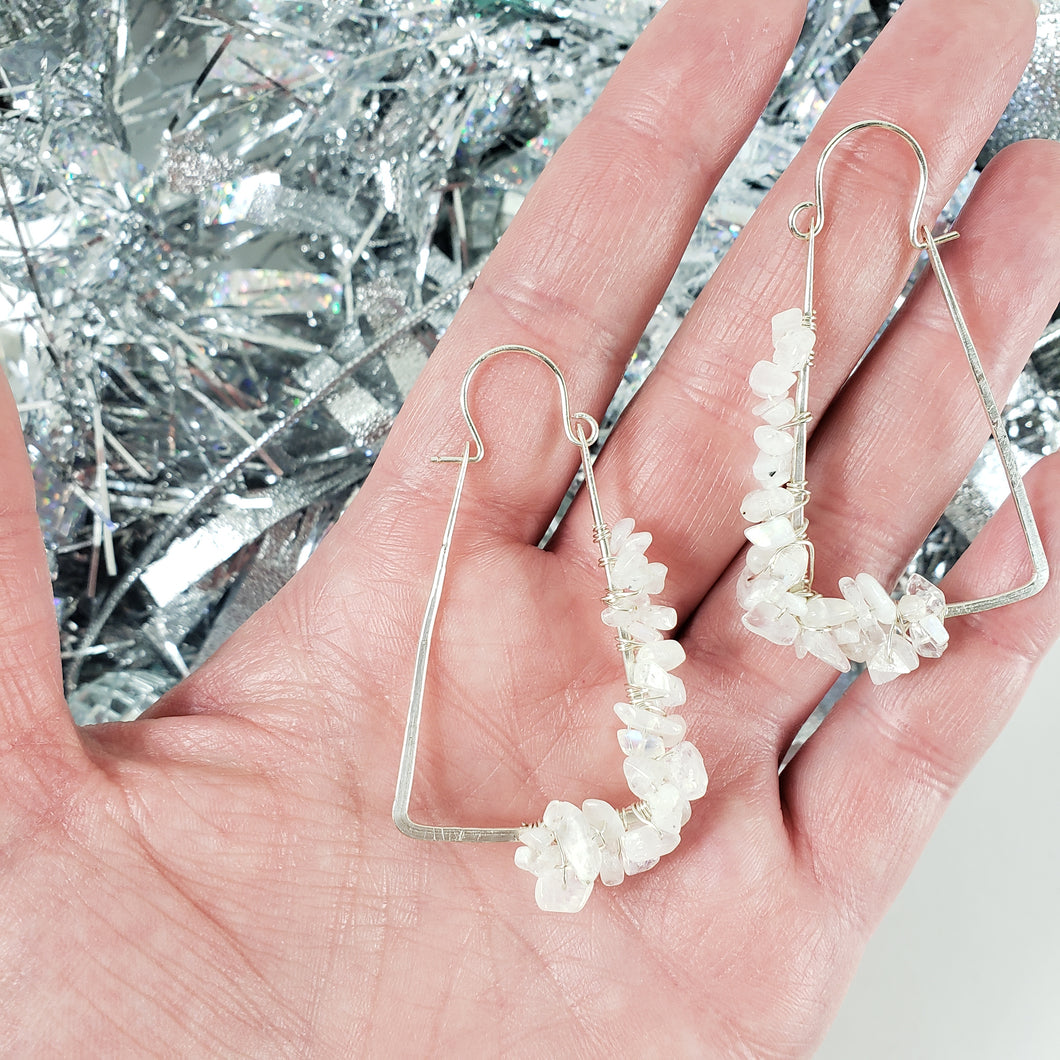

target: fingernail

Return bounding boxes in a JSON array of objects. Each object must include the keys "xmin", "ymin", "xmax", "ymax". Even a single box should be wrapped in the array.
[{"xmin": 1030, "ymin": 0, "xmax": 1040, "ymax": 16}]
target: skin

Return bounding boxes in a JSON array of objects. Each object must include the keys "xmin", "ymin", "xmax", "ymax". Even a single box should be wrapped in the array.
[{"xmin": 1, "ymin": 0, "xmax": 1058, "ymax": 1055}]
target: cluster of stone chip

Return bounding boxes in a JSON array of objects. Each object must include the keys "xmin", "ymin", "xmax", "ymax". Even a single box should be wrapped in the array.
[
  {"xmin": 738, "ymin": 308, "xmax": 950, "ymax": 685},
  {"xmin": 514, "ymin": 518, "xmax": 708, "ymax": 913}
]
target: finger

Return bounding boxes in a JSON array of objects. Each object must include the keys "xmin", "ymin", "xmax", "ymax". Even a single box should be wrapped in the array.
[
  {"xmin": 780, "ymin": 450, "xmax": 1060, "ymax": 929},
  {"xmin": 678, "ymin": 137, "xmax": 1060, "ymax": 777},
  {"xmin": 343, "ymin": 0, "xmax": 807, "ymax": 553},
  {"xmin": 0, "ymin": 368, "xmax": 80, "ymax": 760},
  {"xmin": 554, "ymin": 0, "xmax": 1039, "ymax": 615}
]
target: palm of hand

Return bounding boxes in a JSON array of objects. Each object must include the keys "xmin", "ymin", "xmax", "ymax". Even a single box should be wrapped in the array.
[
  {"xmin": 15, "ymin": 538, "xmax": 830, "ymax": 1056},
  {"xmin": 3, "ymin": 0, "xmax": 1060, "ymax": 1056}
]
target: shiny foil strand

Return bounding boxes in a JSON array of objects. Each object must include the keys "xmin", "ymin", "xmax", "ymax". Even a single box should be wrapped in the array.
[{"xmin": 0, "ymin": 0, "xmax": 1056, "ymax": 721}]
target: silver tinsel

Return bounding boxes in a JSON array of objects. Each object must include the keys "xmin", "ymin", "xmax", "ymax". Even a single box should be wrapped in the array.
[{"xmin": 0, "ymin": 0, "xmax": 1057, "ymax": 722}]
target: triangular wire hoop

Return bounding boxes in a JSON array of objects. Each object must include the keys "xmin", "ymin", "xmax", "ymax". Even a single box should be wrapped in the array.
[
  {"xmin": 393, "ymin": 346, "xmax": 708, "ymax": 868},
  {"xmin": 920, "ymin": 228, "xmax": 1048, "ymax": 617},
  {"xmin": 739, "ymin": 121, "xmax": 1048, "ymax": 685},
  {"xmin": 787, "ymin": 120, "xmax": 1048, "ymax": 617}
]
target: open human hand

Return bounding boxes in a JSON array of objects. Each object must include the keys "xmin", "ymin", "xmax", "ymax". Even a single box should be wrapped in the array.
[{"xmin": 3, "ymin": 0, "xmax": 1059, "ymax": 1054}]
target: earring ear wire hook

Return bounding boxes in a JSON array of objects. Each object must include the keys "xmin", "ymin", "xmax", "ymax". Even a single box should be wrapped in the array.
[
  {"xmin": 787, "ymin": 119, "xmax": 961, "ymax": 251},
  {"xmin": 433, "ymin": 344, "xmax": 600, "ymax": 464}
]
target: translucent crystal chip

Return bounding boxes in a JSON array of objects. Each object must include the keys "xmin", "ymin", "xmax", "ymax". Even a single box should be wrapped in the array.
[
  {"xmin": 749, "ymin": 359, "xmax": 797, "ymax": 398},
  {"xmin": 536, "ymin": 869, "xmax": 593, "ymax": 913},
  {"xmin": 771, "ymin": 307, "xmax": 805, "ymax": 341},
  {"xmin": 753, "ymin": 424, "xmax": 796, "ymax": 456},
  {"xmin": 621, "ymin": 825, "xmax": 680, "ymax": 875},
  {"xmin": 740, "ymin": 486, "xmax": 796, "ymax": 522},
  {"xmin": 663, "ymin": 741, "xmax": 709, "ymax": 800},
  {"xmin": 745, "ymin": 514, "xmax": 797, "ymax": 549}
]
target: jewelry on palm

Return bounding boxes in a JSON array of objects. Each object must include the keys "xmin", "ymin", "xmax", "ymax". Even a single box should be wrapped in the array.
[
  {"xmin": 739, "ymin": 120, "xmax": 1049, "ymax": 684},
  {"xmin": 393, "ymin": 346, "xmax": 707, "ymax": 913}
]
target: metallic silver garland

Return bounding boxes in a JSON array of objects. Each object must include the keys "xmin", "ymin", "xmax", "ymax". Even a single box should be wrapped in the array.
[{"xmin": 0, "ymin": 0, "xmax": 1056, "ymax": 721}]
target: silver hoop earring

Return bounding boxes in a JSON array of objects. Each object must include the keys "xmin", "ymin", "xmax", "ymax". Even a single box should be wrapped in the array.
[
  {"xmin": 739, "ymin": 120, "xmax": 1048, "ymax": 684},
  {"xmin": 394, "ymin": 346, "xmax": 708, "ymax": 912}
]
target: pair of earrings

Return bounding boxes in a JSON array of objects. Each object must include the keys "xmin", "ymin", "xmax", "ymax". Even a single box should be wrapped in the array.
[{"xmin": 393, "ymin": 122, "xmax": 1049, "ymax": 913}]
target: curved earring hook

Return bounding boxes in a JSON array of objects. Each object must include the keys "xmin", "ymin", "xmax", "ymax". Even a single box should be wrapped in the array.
[
  {"xmin": 787, "ymin": 119, "xmax": 959, "ymax": 250},
  {"xmin": 433, "ymin": 344, "xmax": 600, "ymax": 463}
]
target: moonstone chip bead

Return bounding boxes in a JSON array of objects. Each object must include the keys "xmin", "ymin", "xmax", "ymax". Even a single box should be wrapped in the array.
[
  {"xmin": 866, "ymin": 637, "xmax": 920, "ymax": 685},
  {"xmin": 773, "ymin": 327, "xmax": 816, "ymax": 372},
  {"xmin": 745, "ymin": 514, "xmax": 798, "ymax": 550},
  {"xmin": 745, "ymin": 543, "xmax": 779, "ymax": 574},
  {"xmin": 646, "ymin": 782, "xmax": 688, "ymax": 835},
  {"xmin": 736, "ymin": 570, "xmax": 787, "ymax": 610},
  {"xmin": 754, "ymin": 424, "xmax": 796, "ymax": 456},
  {"xmin": 770, "ymin": 544, "xmax": 809, "ymax": 587},
  {"xmin": 752, "ymin": 449, "xmax": 793, "ymax": 485},
  {"xmin": 753, "ymin": 396, "xmax": 796, "ymax": 427},
  {"xmin": 610, "ymin": 520, "xmax": 652, "ymax": 557},
  {"xmin": 630, "ymin": 656, "xmax": 686, "ymax": 709},
  {"xmin": 907, "ymin": 615, "xmax": 948, "ymax": 658},
  {"xmin": 798, "ymin": 628, "xmax": 850, "ymax": 672},
  {"xmin": 903, "ymin": 573, "xmax": 946, "ymax": 614},
  {"xmin": 543, "ymin": 800, "xmax": 602, "ymax": 884},
  {"xmin": 514, "ymin": 826, "xmax": 563, "ymax": 876},
  {"xmin": 614, "ymin": 701, "xmax": 688, "ymax": 744},
  {"xmin": 601, "ymin": 594, "xmax": 677, "ymax": 642},
  {"xmin": 582, "ymin": 799, "xmax": 625, "ymax": 887},
  {"xmin": 611, "ymin": 525, "xmax": 667, "ymax": 595},
  {"xmin": 837, "ymin": 620, "xmax": 885, "ymax": 664},
  {"xmin": 613, "ymin": 553, "xmax": 667, "ymax": 595},
  {"xmin": 771, "ymin": 306, "xmax": 805, "ymax": 341},
  {"xmin": 623, "ymin": 753, "xmax": 668, "ymax": 799},
  {"xmin": 803, "ymin": 596, "xmax": 856, "ymax": 628},
  {"xmin": 636, "ymin": 639, "xmax": 685, "ymax": 672},
  {"xmin": 664, "ymin": 741, "xmax": 709, "ymax": 800},
  {"xmin": 618, "ymin": 728, "xmax": 665, "ymax": 758},
  {"xmin": 536, "ymin": 870, "xmax": 593, "ymax": 914},
  {"xmin": 749, "ymin": 360, "xmax": 797, "ymax": 398},
  {"xmin": 854, "ymin": 572, "xmax": 898, "ymax": 625},
  {"xmin": 620, "ymin": 824, "xmax": 680, "ymax": 875},
  {"xmin": 740, "ymin": 487, "xmax": 796, "ymax": 523},
  {"xmin": 742, "ymin": 601, "xmax": 800, "ymax": 645}
]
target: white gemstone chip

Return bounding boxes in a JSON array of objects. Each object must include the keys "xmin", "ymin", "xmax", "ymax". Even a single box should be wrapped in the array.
[
  {"xmin": 753, "ymin": 425, "xmax": 796, "ymax": 456},
  {"xmin": 740, "ymin": 487, "xmax": 796, "ymax": 523},
  {"xmin": 752, "ymin": 449, "xmax": 794, "ymax": 485},
  {"xmin": 772, "ymin": 326, "xmax": 816, "ymax": 372},
  {"xmin": 745, "ymin": 515, "xmax": 798, "ymax": 550},
  {"xmin": 771, "ymin": 307, "xmax": 805, "ymax": 341},
  {"xmin": 742, "ymin": 602, "xmax": 800, "ymax": 645},
  {"xmin": 645, "ymin": 783, "xmax": 688, "ymax": 834},
  {"xmin": 866, "ymin": 637, "xmax": 919, "ymax": 685},
  {"xmin": 798, "ymin": 628, "xmax": 851, "ymax": 672},
  {"xmin": 535, "ymin": 869, "xmax": 593, "ymax": 913},
  {"xmin": 582, "ymin": 799, "xmax": 625, "ymax": 888},
  {"xmin": 854, "ymin": 572, "xmax": 898, "ymax": 625},
  {"xmin": 618, "ymin": 728, "xmax": 665, "ymax": 758},
  {"xmin": 620, "ymin": 825, "xmax": 680, "ymax": 875},
  {"xmin": 749, "ymin": 360, "xmax": 797, "ymax": 399},
  {"xmin": 736, "ymin": 570, "xmax": 787, "ymax": 610},
  {"xmin": 543, "ymin": 800, "xmax": 601, "ymax": 884},
  {"xmin": 614, "ymin": 701, "xmax": 688, "ymax": 744},
  {"xmin": 663, "ymin": 741, "xmax": 709, "ymax": 800},
  {"xmin": 753, "ymin": 396, "xmax": 796, "ymax": 427}
]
